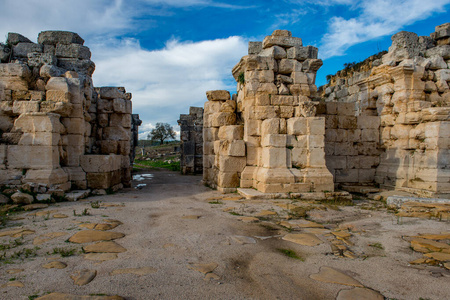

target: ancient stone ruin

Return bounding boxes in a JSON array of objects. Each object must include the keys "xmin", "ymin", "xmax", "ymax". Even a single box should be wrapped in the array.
[
  {"xmin": 178, "ymin": 107, "xmax": 203, "ymax": 175},
  {"xmin": 201, "ymin": 23, "xmax": 450, "ymax": 198},
  {"xmin": 0, "ymin": 31, "xmax": 140, "ymax": 197}
]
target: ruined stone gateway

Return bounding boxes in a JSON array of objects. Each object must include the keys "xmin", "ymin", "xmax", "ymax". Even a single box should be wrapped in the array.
[
  {"xmin": 0, "ymin": 31, "xmax": 140, "ymax": 196},
  {"xmin": 198, "ymin": 23, "xmax": 450, "ymax": 198}
]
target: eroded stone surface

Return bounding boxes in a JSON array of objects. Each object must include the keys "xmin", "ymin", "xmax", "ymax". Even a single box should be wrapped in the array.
[
  {"xmin": 310, "ymin": 267, "xmax": 364, "ymax": 287},
  {"xmin": 43, "ymin": 261, "xmax": 67, "ymax": 269},
  {"xmin": 336, "ymin": 287, "xmax": 384, "ymax": 300},
  {"xmin": 70, "ymin": 269, "xmax": 97, "ymax": 286},
  {"xmin": 68, "ymin": 230, "xmax": 125, "ymax": 243},
  {"xmin": 33, "ymin": 232, "xmax": 67, "ymax": 245},
  {"xmin": 84, "ymin": 253, "xmax": 118, "ymax": 261},
  {"xmin": 282, "ymin": 233, "xmax": 323, "ymax": 246},
  {"xmin": 83, "ymin": 241, "xmax": 127, "ymax": 253}
]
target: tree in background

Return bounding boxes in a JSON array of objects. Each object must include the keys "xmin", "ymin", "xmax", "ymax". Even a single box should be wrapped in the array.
[{"xmin": 147, "ymin": 122, "xmax": 176, "ymax": 145}]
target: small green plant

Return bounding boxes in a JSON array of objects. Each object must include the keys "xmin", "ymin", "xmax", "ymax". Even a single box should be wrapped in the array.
[
  {"xmin": 50, "ymin": 247, "xmax": 76, "ymax": 257},
  {"xmin": 228, "ymin": 211, "xmax": 242, "ymax": 216},
  {"xmin": 369, "ymin": 242, "xmax": 384, "ymax": 250},
  {"xmin": 208, "ymin": 200, "xmax": 223, "ymax": 204},
  {"xmin": 277, "ymin": 248, "xmax": 304, "ymax": 260},
  {"xmin": 28, "ymin": 295, "xmax": 39, "ymax": 300},
  {"xmin": 9, "ymin": 277, "xmax": 16, "ymax": 281},
  {"xmin": 43, "ymin": 211, "xmax": 51, "ymax": 220},
  {"xmin": 73, "ymin": 208, "xmax": 90, "ymax": 216},
  {"xmin": 90, "ymin": 200, "xmax": 101, "ymax": 209},
  {"xmin": 238, "ymin": 72, "xmax": 245, "ymax": 84}
]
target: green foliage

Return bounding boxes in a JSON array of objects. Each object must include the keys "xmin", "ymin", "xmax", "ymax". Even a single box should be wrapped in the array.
[
  {"xmin": 28, "ymin": 295, "xmax": 39, "ymax": 300},
  {"xmin": 277, "ymin": 248, "xmax": 304, "ymax": 260},
  {"xmin": 228, "ymin": 211, "xmax": 242, "ymax": 216},
  {"xmin": 90, "ymin": 200, "xmax": 101, "ymax": 209},
  {"xmin": 147, "ymin": 122, "xmax": 176, "ymax": 145},
  {"xmin": 208, "ymin": 200, "xmax": 223, "ymax": 204},
  {"xmin": 50, "ymin": 247, "xmax": 77, "ymax": 257},
  {"xmin": 238, "ymin": 72, "xmax": 245, "ymax": 84},
  {"xmin": 369, "ymin": 242, "xmax": 384, "ymax": 250},
  {"xmin": 135, "ymin": 159, "xmax": 180, "ymax": 171}
]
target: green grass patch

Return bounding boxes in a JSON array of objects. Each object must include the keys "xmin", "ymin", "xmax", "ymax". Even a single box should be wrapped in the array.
[
  {"xmin": 277, "ymin": 248, "xmax": 304, "ymax": 260},
  {"xmin": 369, "ymin": 242, "xmax": 384, "ymax": 250},
  {"xmin": 50, "ymin": 247, "xmax": 77, "ymax": 257},
  {"xmin": 135, "ymin": 159, "xmax": 180, "ymax": 171}
]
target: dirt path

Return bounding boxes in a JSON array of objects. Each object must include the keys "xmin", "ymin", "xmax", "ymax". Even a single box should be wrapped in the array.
[{"xmin": 0, "ymin": 169, "xmax": 449, "ymax": 300}]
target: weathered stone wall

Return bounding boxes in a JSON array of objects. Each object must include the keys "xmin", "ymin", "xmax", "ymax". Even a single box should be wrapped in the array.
[
  {"xmin": 0, "ymin": 31, "xmax": 140, "ymax": 196},
  {"xmin": 204, "ymin": 30, "xmax": 334, "ymax": 193},
  {"xmin": 178, "ymin": 106, "xmax": 203, "ymax": 174},
  {"xmin": 320, "ymin": 23, "xmax": 450, "ymax": 197}
]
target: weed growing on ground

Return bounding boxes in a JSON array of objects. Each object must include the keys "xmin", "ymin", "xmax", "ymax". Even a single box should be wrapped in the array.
[
  {"xmin": 90, "ymin": 200, "xmax": 101, "ymax": 209},
  {"xmin": 73, "ymin": 208, "xmax": 90, "ymax": 216},
  {"xmin": 208, "ymin": 200, "xmax": 223, "ymax": 204},
  {"xmin": 277, "ymin": 248, "xmax": 304, "ymax": 260},
  {"xmin": 369, "ymin": 242, "xmax": 384, "ymax": 250},
  {"xmin": 50, "ymin": 247, "xmax": 77, "ymax": 257},
  {"xmin": 228, "ymin": 211, "xmax": 242, "ymax": 216}
]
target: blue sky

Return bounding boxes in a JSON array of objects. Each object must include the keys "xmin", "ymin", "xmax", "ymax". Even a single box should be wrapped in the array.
[{"xmin": 1, "ymin": 0, "xmax": 449, "ymax": 138}]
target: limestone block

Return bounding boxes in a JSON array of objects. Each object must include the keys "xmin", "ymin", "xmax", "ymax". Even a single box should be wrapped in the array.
[
  {"xmin": 27, "ymin": 53, "xmax": 57, "ymax": 67},
  {"xmin": 7, "ymin": 145, "xmax": 60, "ymax": 169},
  {"xmin": 260, "ymin": 45, "xmax": 287, "ymax": 59},
  {"xmin": 46, "ymin": 77, "xmax": 69, "ymax": 92},
  {"xmin": 249, "ymin": 106, "xmax": 279, "ymax": 120},
  {"xmin": 291, "ymin": 72, "xmax": 308, "ymax": 84},
  {"xmin": 308, "ymin": 135, "xmax": 324, "ymax": 148},
  {"xmin": 326, "ymin": 155, "xmax": 347, "ymax": 170},
  {"xmin": 18, "ymin": 132, "xmax": 60, "ymax": 146},
  {"xmin": 7, "ymin": 33, "xmax": 32, "ymax": 46},
  {"xmin": 206, "ymin": 90, "xmax": 230, "ymax": 101},
  {"xmin": 262, "ymin": 147, "xmax": 288, "ymax": 168},
  {"xmin": 357, "ymin": 116, "xmax": 380, "ymax": 129},
  {"xmin": 40, "ymin": 101, "xmax": 73, "ymax": 117},
  {"xmin": 220, "ymin": 100, "xmax": 236, "ymax": 113},
  {"xmin": 241, "ymin": 55, "xmax": 278, "ymax": 72},
  {"xmin": 256, "ymin": 83, "xmax": 278, "ymax": 95},
  {"xmin": 62, "ymin": 166, "xmax": 86, "ymax": 182},
  {"xmin": 280, "ymin": 106, "xmax": 294, "ymax": 118},
  {"xmin": 203, "ymin": 127, "xmax": 219, "ymax": 141},
  {"xmin": 211, "ymin": 112, "xmax": 236, "ymax": 127},
  {"xmin": 14, "ymin": 113, "xmax": 64, "ymax": 133},
  {"xmin": 217, "ymin": 171, "xmax": 240, "ymax": 188},
  {"xmin": 335, "ymin": 169, "xmax": 359, "ymax": 183},
  {"xmin": 0, "ymin": 115, "xmax": 14, "ymax": 132},
  {"xmin": 97, "ymin": 87, "xmax": 126, "ymax": 100},
  {"xmin": 204, "ymin": 101, "xmax": 222, "ymax": 114},
  {"xmin": 261, "ymin": 118, "xmax": 280, "ymax": 136},
  {"xmin": 217, "ymin": 125, "xmax": 243, "ymax": 141},
  {"xmin": 246, "ymin": 145, "xmax": 261, "ymax": 166},
  {"xmin": 241, "ymin": 166, "xmax": 258, "ymax": 181},
  {"xmin": 302, "ymin": 59, "xmax": 323, "ymax": 72},
  {"xmin": 12, "ymin": 43, "xmax": 43, "ymax": 58},
  {"xmin": 46, "ymin": 90, "xmax": 71, "ymax": 102},
  {"xmin": 24, "ymin": 168, "xmax": 68, "ymax": 185},
  {"xmin": 102, "ymin": 126, "xmax": 130, "ymax": 141},
  {"xmin": 334, "ymin": 129, "xmax": 348, "ymax": 143},
  {"xmin": 335, "ymin": 142, "xmax": 358, "ymax": 156},
  {"xmin": 278, "ymin": 59, "xmax": 302, "ymax": 74},
  {"xmin": 309, "ymin": 149, "xmax": 326, "ymax": 167},
  {"xmin": 261, "ymin": 134, "xmax": 287, "ymax": 147},
  {"xmin": 245, "ymin": 70, "xmax": 274, "ymax": 83},
  {"xmin": 0, "ymin": 144, "xmax": 6, "ymax": 165},
  {"xmin": 97, "ymin": 99, "xmax": 113, "ymax": 113},
  {"xmin": 262, "ymin": 35, "xmax": 302, "ymax": 48},
  {"xmin": 256, "ymin": 168, "xmax": 295, "ymax": 184},
  {"xmin": 99, "ymin": 140, "xmax": 118, "ymax": 154},
  {"xmin": 109, "ymin": 114, "xmax": 131, "ymax": 128},
  {"xmin": 287, "ymin": 45, "xmax": 318, "ymax": 60},
  {"xmin": 287, "ymin": 117, "xmax": 307, "ymax": 136},
  {"xmin": 12, "ymin": 101, "xmax": 40, "ymax": 114},
  {"xmin": 357, "ymin": 142, "xmax": 379, "ymax": 156},
  {"xmin": 80, "ymin": 154, "xmax": 121, "ymax": 173},
  {"xmin": 289, "ymin": 84, "xmax": 310, "ymax": 96},
  {"xmin": 113, "ymin": 98, "xmax": 126, "ymax": 113},
  {"xmin": 248, "ymin": 42, "xmax": 262, "ymax": 54},
  {"xmin": 254, "ymin": 94, "xmax": 270, "ymax": 106},
  {"xmin": 338, "ymin": 116, "xmax": 357, "ymax": 129},
  {"xmin": 86, "ymin": 170, "xmax": 121, "ymax": 189},
  {"xmin": 57, "ymin": 58, "xmax": 95, "ymax": 76},
  {"xmin": 0, "ymin": 63, "xmax": 30, "ymax": 78},
  {"xmin": 38, "ymin": 31, "xmax": 84, "ymax": 45},
  {"xmin": 308, "ymin": 117, "xmax": 325, "ymax": 135},
  {"xmin": 61, "ymin": 118, "xmax": 84, "ymax": 134},
  {"xmin": 219, "ymin": 155, "xmax": 246, "ymax": 172},
  {"xmin": 56, "ymin": 44, "xmax": 91, "ymax": 59},
  {"xmin": 244, "ymin": 119, "xmax": 261, "ymax": 137},
  {"xmin": 40, "ymin": 64, "xmax": 65, "ymax": 78},
  {"xmin": 204, "ymin": 142, "xmax": 214, "ymax": 155},
  {"xmin": 361, "ymin": 129, "xmax": 379, "ymax": 142},
  {"xmin": 117, "ymin": 141, "xmax": 131, "ymax": 156},
  {"xmin": 347, "ymin": 129, "xmax": 361, "ymax": 141},
  {"xmin": 228, "ymin": 140, "xmax": 246, "ymax": 156},
  {"xmin": 271, "ymin": 95, "xmax": 295, "ymax": 106}
]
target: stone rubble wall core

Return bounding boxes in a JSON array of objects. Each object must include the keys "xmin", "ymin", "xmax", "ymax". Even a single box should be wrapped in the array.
[
  {"xmin": 0, "ymin": 31, "xmax": 141, "ymax": 196},
  {"xmin": 202, "ymin": 23, "xmax": 450, "ymax": 198},
  {"xmin": 178, "ymin": 107, "xmax": 203, "ymax": 174}
]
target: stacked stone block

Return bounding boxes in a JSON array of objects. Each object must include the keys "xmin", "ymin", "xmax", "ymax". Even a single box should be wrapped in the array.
[
  {"xmin": 0, "ymin": 31, "xmax": 140, "ymax": 195},
  {"xmin": 178, "ymin": 107, "xmax": 203, "ymax": 175},
  {"xmin": 202, "ymin": 30, "xmax": 334, "ymax": 194},
  {"xmin": 203, "ymin": 90, "xmax": 246, "ymax": 192},
  {"xmin": 320, "ymin": 23, "xmax": 450, "ymax": 197}
]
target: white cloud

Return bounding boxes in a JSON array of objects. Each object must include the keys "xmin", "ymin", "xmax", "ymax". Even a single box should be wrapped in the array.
[
  {"xmin": 90, "ymin": 36, "xmax": 247, "ymax": 137},
  {"xmin": 320, "ymin": 0, "xmax": 450, "ymax": 58}
]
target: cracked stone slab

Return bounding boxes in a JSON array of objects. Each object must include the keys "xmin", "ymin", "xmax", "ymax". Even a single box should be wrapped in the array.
[
  {"xmin": 70, "ymin": 269, "xmax": 97, "ymax": 286},
  {"xmin": 282, "ymin": 233, "xmax": 323, "ymax": 246},
  {"xmin": 83, "ymin": 241, "xmax": 127, "ymax": 253},
  {"xmin": 43, "ymin": 261, "xmax": 67, "ymax": 269},
  {"xmin": 310, "ymin": 267, "xmax": 363, "ymax": 287},
  {"xmin": 336, "ymin": 287, "xmax": 384, "ymax": 300},
  {"xmin": 68, "ymin": 230, "xmax": 125, "ymax": 243}
]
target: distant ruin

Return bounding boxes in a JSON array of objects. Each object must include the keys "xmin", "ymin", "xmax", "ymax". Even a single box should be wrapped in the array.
[
  {"xmin": 193, "ymin": 23, "xmax": 450, "ymax": 198},
  {"xmin": 178, "ymin": 107, "xmax": 203, "ymax": 175},
  {"xmin": 0, "ymin": 31, "xmax": 140, "ymax": 197}
]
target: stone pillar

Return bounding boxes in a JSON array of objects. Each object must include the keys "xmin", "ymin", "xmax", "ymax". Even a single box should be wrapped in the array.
[{"xmin": 178, "ymin": 106, "xmax": 203, "ymax": 175}]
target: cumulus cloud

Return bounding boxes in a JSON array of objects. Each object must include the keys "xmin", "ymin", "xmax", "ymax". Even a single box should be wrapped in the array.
[
  {"xmin": 320, "ymin": 0, "xmax": 450, "ymax": 58},
  {"xmin": 91, "ymin": 36, "xmax": 247, "ymax": 135}
]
